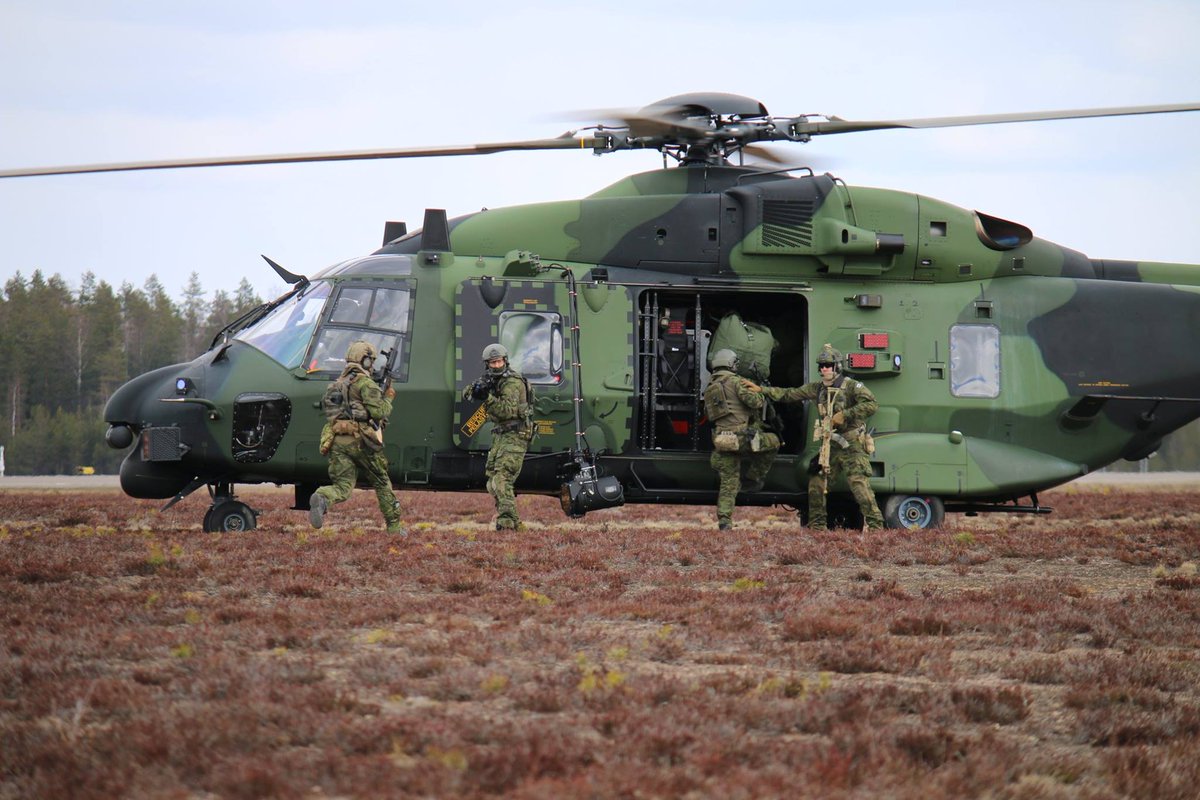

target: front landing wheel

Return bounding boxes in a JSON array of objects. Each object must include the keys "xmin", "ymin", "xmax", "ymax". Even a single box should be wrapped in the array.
[
  {"xmin": 204, "ymin": 500, "xmax": 258, "ymax": 532},
  {"xmin": 882, "ymin": 495, "xmax": 945, "ymax": 530}
]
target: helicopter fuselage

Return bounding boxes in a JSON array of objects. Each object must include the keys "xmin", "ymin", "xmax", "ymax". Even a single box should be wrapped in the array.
[{"xmin": 104, "ymin": 165, "xmax": 1200, "ymax": 528}]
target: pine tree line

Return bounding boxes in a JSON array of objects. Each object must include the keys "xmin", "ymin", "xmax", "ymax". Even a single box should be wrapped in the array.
[{"xmin": 0, "ymin": 270, "xmax": 263, "ymax": 475}]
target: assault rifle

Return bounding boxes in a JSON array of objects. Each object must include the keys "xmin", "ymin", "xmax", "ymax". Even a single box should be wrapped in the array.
[
  {"xmin": 814, "ymin": 413, "xmax": 833, "ymax": 482},
  {"xmin": 366, "ymin": 347, "xmax": 398, "ymax": 448},
  {"xmin": 376, "ymin": 346, "xmax": 398, "ymax": 396},
  {"xmin": 468, "ymin": 372, "xmax": 498, "ymax": 401},
  {"xmin": 810, "ymin": 387, "xmax": 843, "ymax": 491}
]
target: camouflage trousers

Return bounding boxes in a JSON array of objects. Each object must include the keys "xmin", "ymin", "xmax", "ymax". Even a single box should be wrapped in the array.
[
  {"xmin": 315, "ymin": 440, "xmax": 401, "ymax": 526},
  {"xmin": 709, "ymin": 447, "xmax": 778, "ymax": 526},
  {"xmin": 808, "ymin": 443, "xmax": 883, "ymax": 530},
  {"xmin": 486, "ymin": 431, "xmax": 528, "ymax": 528}
]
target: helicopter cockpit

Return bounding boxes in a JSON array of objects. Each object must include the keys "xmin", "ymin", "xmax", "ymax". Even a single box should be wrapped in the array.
[{"xmin": 232, "ymin": 255, "xmax": 416, "ymax": 378}]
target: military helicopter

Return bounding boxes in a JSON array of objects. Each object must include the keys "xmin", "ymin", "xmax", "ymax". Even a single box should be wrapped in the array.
[{"xmin": 4, "ymin": 92, "xmax": 1199, "ymax": 531}]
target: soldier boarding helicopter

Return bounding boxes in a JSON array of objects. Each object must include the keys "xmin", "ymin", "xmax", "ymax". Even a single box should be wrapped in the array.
[{"xmin": 3, "ymin": 92, "xmax": 1199, "ymax": 531}]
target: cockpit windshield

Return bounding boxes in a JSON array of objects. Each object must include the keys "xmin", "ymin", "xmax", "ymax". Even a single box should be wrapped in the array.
[{"xmin": 234, "ymin": 282, "xmax": 332, "ymax": 368}]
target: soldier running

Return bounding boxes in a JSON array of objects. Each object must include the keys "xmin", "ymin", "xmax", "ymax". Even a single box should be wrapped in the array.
[{"xmin": 309, "ymin": 340, "xmax": 405, "ymax": 534}]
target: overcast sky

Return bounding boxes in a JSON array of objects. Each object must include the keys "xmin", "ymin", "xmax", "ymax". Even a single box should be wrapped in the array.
[{"xmin": 2, "ymin": 0, "xmax": 1198, "ymax": 303}]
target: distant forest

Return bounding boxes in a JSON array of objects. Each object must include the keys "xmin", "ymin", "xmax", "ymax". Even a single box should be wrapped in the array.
[
  {"xmin": 0, "ymin": 270, "xmax": 262, "ymax": 475},
  {"xmin": 0, "ymin": 269, "xmax": 1197, "ymax": 475}
]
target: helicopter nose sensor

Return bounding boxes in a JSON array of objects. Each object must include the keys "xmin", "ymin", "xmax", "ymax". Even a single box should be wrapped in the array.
[{"xmin": 106, "ymin": 424, "xmax": 134, "ymax": 450}]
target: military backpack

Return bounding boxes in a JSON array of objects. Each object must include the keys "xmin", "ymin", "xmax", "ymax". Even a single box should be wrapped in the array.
[{"xmin": 321, "ymin": 373, "xmax": 370, "ymax": 431}]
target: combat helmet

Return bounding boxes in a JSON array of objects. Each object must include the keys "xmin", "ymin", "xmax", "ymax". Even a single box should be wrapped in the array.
[
  {"xmin": 816, "ymin": 343, "xmax": 842, "ymax": 372},
  {"xmin": 710, "ymin": 348, "xmax": 739, "ymax": 371},
  {"xmin": 346, "ymin": 340, "xmax": 378, "ymax": 367},
  {"xmin": 482, "ymin": 343, "xmax": 509, "ymax": 374}
]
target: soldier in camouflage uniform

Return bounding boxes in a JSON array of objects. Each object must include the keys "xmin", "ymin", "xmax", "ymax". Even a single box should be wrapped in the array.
[
  {"xmin": 464, "ymin": 343, "xmax": 533, "ymax": 530},
  {"xmin": 759, "ymin": 344, "xmax": 884, "ymax": 531},
  {"xmin": 309, "ymin": 340, "xmax": 405, "ymax": 534},
  {"xmin": 703, "ymin": 349, "xmax": 790, "ymax": 531}
]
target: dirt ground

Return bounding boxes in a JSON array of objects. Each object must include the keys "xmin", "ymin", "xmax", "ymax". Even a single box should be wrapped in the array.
[{"xmin": 2, "ymin": 481, "xmax": 1199, "ymax": 798}]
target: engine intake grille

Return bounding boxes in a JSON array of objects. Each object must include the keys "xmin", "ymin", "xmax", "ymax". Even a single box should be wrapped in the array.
[{"xmin": 760, "ymin": 199, "xmax": 815, "ymax": 249}]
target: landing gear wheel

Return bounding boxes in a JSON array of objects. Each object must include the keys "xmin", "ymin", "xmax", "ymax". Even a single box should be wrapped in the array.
[
  {"xmin": 203, "ymin": 500, "xmax": 258, "ymax": 532},
  {"xmin": 883, "ymin": 495, "xmax": 945, "ymax": 530}
]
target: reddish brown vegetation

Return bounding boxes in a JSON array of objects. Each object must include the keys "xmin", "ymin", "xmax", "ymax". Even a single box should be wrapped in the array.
[{"xmin": 2, "ymin": 484, "xmax": 1200, "ymax": 797}]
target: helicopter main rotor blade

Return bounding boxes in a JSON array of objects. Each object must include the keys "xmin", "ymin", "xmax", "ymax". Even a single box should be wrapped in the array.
[
  {"xmin": 793, "ymin": 102, "xmax": 1200, "ymax": 137},
  {"xmin": 5, "ymin": 98, "xmax": 1197, "ymax": 178},
  {"xmin": 0, "ymin": 134, "xmax": 609, "ymax": 179}
]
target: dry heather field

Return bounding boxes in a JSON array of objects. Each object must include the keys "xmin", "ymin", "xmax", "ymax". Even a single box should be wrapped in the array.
[{"xmin": 2, "ymin": 480, "xmax": 1200, "ymax": 798}]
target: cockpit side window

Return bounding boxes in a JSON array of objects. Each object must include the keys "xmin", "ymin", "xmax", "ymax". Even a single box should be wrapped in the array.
[
  {"xmin": 306, "ymin": 283, "xmax": 415, "ymax": 381},
  {"xmin": 329, "ymin": 288, "xmax": 373, "ymax": 325},
  {"xmin": 370, "ymin": 288, "xmax": 411, "ymax": 331}
]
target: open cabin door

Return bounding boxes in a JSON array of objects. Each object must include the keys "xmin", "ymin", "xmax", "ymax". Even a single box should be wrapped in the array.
[
  {"xmin": 637, "ymin": 291, "xmax": 710, "ymax": 451},
  {"xmin": 635, "ymin": 288, "xmax": 812, "ymax": 456},
  {"xmin": 453, "ymin": 277, "xmax": 576, "ymax": 455}
]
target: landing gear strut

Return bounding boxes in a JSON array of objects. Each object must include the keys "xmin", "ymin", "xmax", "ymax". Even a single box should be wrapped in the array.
[{"xmin": 202, "ymin": 482, "xmax": 259, "ymax": 532}]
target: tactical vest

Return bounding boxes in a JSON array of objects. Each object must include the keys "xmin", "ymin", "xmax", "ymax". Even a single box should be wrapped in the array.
[
  {"xmin": 816, "ymin": 375, "xmax": 862, "ymax": 418},
  {"xmin": 323, "ymin": 369, "xmax": 382, "ymax": 450},
  {"xmin": 489, "ymin": 371, "xmax": 535, "ymax": 438},
  {"xmin": 814, "ymin": 374, "xmax": 871, "ymax": 451}
]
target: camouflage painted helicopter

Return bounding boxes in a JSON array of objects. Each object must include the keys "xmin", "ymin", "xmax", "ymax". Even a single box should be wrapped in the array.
[{"xmin": 4, "ymin": 92, "xmax": 1199, "ymax": 531}]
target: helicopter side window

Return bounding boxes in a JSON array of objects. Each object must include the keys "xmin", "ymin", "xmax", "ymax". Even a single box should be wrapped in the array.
[
  {"xmin": 306, "ymin": 284, "xmax": 413, "ymax": 377},
  {"xmin": 329, "ymin": 287, "xmax": 373, "ymax": 325},
  {"xmin": 327, "ymin": 286, "xmax": 410, "ymax": 331},
  {"xmin": 234, "ymin": 282, "xmax": 332, "ymax": 369},
  {"xmin": 308, "ymin": 328, "xmax": 400, "ymax": 375},
  {"xmin": 949, "ymin": 324, "xmax": 1000, "ymax": 398},
  {"xmin": 370, "ymin": 288, "xmax": 410, "ymax": 331},
  {"xmin": 498, "ymin": 311, "xmax": 563, "ymax": 385}
]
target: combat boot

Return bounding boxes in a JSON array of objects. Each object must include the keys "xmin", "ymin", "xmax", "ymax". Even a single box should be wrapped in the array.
[
  {"xmin": 308, "ymin": 493, "xmax": 327, "ymax": 529},
  {"xmin": 386, "ymin": 521, "xmax": 408, "ymax": 537},
  {"xmin": 718, "ymin": 519, "xmax": 732, "ymax": 531}
]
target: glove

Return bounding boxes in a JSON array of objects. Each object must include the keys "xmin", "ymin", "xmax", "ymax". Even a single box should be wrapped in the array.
[
  {"xmin": 741, "ymin": 379, "xmax": 762, "ymax": 392},
  {"xmin": 384, "ymin": 387, "xmax": 396, "ymax": 400},
  {"xmin": 830, "ymin": 411, "xmax": 845, "ymax": 427},
  {"xmin": 471, "ymin": 379, "xmax": 492, "ymax": 400}
]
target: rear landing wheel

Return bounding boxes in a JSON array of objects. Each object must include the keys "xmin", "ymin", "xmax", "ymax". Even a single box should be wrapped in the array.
[
  {"xmin": 203, "ymin": 500, "xmax": 258, "ymax": 532},
  {"xmin": 883, "ymin": 495, "xmax": 944, "ymax": 530}
]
